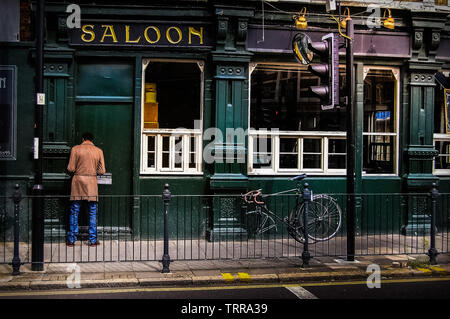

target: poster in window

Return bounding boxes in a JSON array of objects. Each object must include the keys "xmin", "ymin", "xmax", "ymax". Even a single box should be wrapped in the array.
[
  {"xmin": 0, "ymin": 66, "xmax": 16, "ymax": 160},
  {"xmin": 446, "ymin": 89, "xmax": 450, "ymax": 134}
]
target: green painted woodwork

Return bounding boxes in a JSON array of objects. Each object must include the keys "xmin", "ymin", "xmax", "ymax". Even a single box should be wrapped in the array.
[
  {"xmin": 208, "ymin": 62, "xmax": 250, "ymax": 241},
  {"xmin": 3, "ymin": 2, "xmax": 450, "ymax": 242},
  {"xmin": 0, "ymin": 45, "xmax": 36, "ymax": 177},
  {"xmin": 75, "ymin": 103, "xmax": 133, "ymax": 229},
  {"xmin": 76, "ymin": 62, "xmax": 134, "ymax": 97}
]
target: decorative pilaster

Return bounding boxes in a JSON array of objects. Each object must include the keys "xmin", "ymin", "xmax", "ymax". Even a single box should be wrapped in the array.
[
  {"xmin": 207, "ymin": 5, "xmax": 254, "ymax": 241},
  {"xmin": 402, "ymin": 12, "xmax": 446, "ymax": 234}
]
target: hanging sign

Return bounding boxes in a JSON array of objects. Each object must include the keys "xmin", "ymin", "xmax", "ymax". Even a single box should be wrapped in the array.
[
  {"xmin": 68, "ymin": 22, "xmax": 212, "ymax": 48},
  {"xmin": 0, "ymin": 66, "xmax": 16, "ymax": 160}
]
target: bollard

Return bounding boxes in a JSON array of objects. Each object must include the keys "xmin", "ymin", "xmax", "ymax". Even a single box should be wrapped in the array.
[
  {"xmin": 301, "ymin": 183, "xmax": 312, "ymax": 267},
  {"xmin": 428, "ymin": 183, "xmax": 439, "ymax": 265},
  {"xmin": 161, "ymin": 184, "xmax": 171, "ymax": 273},
  {"xmin": 11, "ymin": 184, "xmax": 22, "ymax": 276}
]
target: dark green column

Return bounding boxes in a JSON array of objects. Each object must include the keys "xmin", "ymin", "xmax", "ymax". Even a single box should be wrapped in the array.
[
  {"xmin": 207, "ymin": 59, "xmax": 251, "ymax": 242},
  {"xmin": 403, "ymin": 63, "xmax": 440, "ymax": 235},
  {"xmin": 207, "ymin": 6, "xmax": 254, "ymax": 241},
  {"xmin": 402, "ymin": 13, "xmax": 446, "ymax": 235}
]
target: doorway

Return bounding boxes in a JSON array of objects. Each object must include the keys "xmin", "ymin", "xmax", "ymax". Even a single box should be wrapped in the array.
[{"xmin": 75, "ymin": 103, "xmax": 133, "ymax": 235}]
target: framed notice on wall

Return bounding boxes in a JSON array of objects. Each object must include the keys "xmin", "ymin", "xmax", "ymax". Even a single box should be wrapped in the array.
[
  {"xmin": 0, "ymin": 65, "xmax": 17, "ymax": 160},
  {"xmin": 446, "ymin": 89, "xmax": 450, "ymax": 134}
]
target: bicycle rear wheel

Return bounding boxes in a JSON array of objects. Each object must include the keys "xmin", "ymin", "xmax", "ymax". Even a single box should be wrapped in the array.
[{"xmin": 293, "ymin": 194, "xmax": 342, "ymax": 242}]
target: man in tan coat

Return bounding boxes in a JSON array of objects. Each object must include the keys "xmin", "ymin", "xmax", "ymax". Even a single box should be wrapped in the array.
[{"xmin": 67, "ymin": 132, "xmax": 105, "ymax": 246}]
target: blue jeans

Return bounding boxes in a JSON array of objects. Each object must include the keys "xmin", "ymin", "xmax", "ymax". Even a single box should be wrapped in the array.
[{"xmin": 67, "ymin": 201, "xmax": 98, "ymax": 244}]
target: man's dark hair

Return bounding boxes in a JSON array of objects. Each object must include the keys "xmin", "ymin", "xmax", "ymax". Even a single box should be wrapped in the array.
[{"xmin": 82, "ymin": 132, "xmax": 94, "ymax": 141}]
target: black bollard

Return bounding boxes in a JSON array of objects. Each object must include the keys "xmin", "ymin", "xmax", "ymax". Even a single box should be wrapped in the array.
[
  {"xmin": 301, "ymin": 183, "xmax": 312, "ymax": 267},
  {"xmin": 428, "ymin": 183, "xmax": 439, "ymax": 265},
  {"xmin": 161, "ymin": 184, "xmax": 171, "ymax": 273},
  {"xmin": 11, "ymin": 184, "xmax": 22, "ymax": 276}
]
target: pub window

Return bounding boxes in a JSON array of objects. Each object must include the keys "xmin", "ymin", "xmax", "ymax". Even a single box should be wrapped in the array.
[
  {"xmin": 141, "ymin": 59, "xmax": 203, "ymax": 174},
  {"xmin": 433, "ymin": 72, "xmax": 450, "ymax": 175},
  {"xmin": 248, "ymin": 63, "xmax": 346, "ymax": 175},
  {"xmin": 363, "ymin": 67, "xmax": 399, "ymax": 175}
]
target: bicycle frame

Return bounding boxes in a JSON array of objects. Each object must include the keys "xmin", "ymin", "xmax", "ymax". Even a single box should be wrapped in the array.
[{"xmin": 243, "ymin": 185, "xmax": 301, "ymax": 228}]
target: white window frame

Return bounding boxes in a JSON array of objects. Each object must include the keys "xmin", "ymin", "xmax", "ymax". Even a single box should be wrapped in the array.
[
  {"xmin": 433, "ymin": 71, "xmax": 450, "ymax": 175},
  {"xmin": 433, "ymin": 133, "xmax": 450, "ymax": 175},
  {"xmin": 248, "ymin": 62, "xmax": 347, "ymax": 176},
  {"xmin": 140, "ymin": 59, "xmax": 204, "ymax": 175},
  {"xmin": 248, "ymin": 130, "xmax": 347, "ymax": 175},
  {"xmin": 362, "ymin": 66, "xmax": 400, "ymax": 176}
]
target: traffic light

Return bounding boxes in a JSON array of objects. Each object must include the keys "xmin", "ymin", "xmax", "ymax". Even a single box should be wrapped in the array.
[{"xmin": 307, "ymin": 33, "xmax": 339, "ymax": 110}]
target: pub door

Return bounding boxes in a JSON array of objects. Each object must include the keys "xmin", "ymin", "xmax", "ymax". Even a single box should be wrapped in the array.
[{"xmin": 75, "ymin": 103, "xmax": 133, "ymax": 239}]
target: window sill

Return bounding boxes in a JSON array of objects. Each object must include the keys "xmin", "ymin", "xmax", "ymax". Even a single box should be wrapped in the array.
[{"xmin": 140, "ymin": 171, "xmax": 203, "ymax": 176}]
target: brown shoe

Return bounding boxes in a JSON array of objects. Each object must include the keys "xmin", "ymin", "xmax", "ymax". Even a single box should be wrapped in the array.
[
  {"xmin": 66, "ymin": 241, "xmax": 75, "ymax": 247},
  {"xmin": 88, "ymin": 241, "xmax": 100, "ymax": 247}
]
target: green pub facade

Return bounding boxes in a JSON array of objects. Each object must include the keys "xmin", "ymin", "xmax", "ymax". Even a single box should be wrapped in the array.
[{"xmin": 1, "ymin": 0, "xmax": 450, "ymax": 242}]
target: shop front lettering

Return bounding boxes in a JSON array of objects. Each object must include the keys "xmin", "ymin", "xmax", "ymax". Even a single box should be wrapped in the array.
[{"xmin": 77, "ymin": 24, "xmax": 205, "ymax": 46}]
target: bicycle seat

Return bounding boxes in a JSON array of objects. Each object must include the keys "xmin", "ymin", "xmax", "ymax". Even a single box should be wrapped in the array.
[{"xmin": 289, "ymin": 174, "xmax": 307, "ymax": 181}]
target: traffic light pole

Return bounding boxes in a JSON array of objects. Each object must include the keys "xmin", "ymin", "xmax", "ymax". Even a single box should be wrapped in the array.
[
  {"xmin": 345, "ymin": 19, "xmax": 355, "ymax": 262},
  {"xmin": 32, "ymin": 0, "xmax": 45, "ymax": 271}
]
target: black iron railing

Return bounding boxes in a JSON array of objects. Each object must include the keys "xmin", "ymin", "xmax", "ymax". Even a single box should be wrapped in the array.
[{"xmin": 1, "ymin": 185, "xmax": 448, "ymax": 267}]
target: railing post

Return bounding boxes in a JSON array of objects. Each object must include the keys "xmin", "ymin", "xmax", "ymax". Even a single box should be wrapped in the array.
[
  {"xmin": 11, "ymin": 184, "xmax": 22, "ymax": 276},
  {"xmin": 428, "ymin": 183, "xmax": 439, "ymax": 265},
  {"xmin": 302, "ymin": 182, "xmax": 311, "ymax": 267},
  {"xmin": 161, "ymin": 184, "xmax": 171, "ymax": 273}
]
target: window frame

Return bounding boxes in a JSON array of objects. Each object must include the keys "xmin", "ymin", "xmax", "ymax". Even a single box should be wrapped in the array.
[
  {"xmin": 362, "ymin": 65, "xmax": 400, "ymax": 177},
  {"xmin": 247, "ymin": 61, "xmax": 347, "ymax": 175},
  {"xmin": 433, "ymin": 133, "xmax": 450, "ymax": 175},
  {"xmin": 140, "ymin": 58, "xmax": 204, "ymax": 175},
  {"xmin": 433, "ymin": 71, "xmax": 450, "ymax": 176}
]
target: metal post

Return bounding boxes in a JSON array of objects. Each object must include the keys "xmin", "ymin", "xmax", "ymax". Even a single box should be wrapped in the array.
[
  {"xmin": 32, "ymin": 0, "xmax": 45, "ymax": 271},
  {"xmin": 345, "ymin": 19, "xmax": 356, "ymax": 262},
  {"xmin": 161, "ymin": 184, "xmax": 171, "ymax": 273},
  {"xmin": 11, "ymin": 185, "xmax": 22, "ymax": 276},
  {"xmin": 302, "ymin": 183, "xmax": 311, "ymax": 267},
  {"xmin": 428, "ymin": 183, "xmax": 439, "ymax": 265}
]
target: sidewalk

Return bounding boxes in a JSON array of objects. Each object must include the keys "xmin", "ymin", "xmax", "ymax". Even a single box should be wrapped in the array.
[{"xmin": 0, "ymin": 253, "xmax": 449, "ymax": 291}]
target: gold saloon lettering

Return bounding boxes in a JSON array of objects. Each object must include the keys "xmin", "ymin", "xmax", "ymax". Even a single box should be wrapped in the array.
[
  {"xmin": 188, "ymin": 27, "xmax": 203, "ymax": 45},
  {"xmin": 81, "ymin": 24, "xmax": 95, "ymax": 42},
  {"xmin": 125, "ymin": 25, "xmax": 141, "ymax": 43},
  {"xmin": 166, "ymin": 26, "xmax": 182, "ymax": 44},
  {"xmin": 100, "ymin": 25, "xmax": 118, "ymax": 43},
  {"xmin": 144, "ymin": 26, "xmax": 161, "ymax": 44}
]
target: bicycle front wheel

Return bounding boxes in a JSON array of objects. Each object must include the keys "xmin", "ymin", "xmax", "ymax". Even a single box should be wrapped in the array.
[{"xmin": 296, "ymin": 194, "xmax": 342, "ymax": 242}]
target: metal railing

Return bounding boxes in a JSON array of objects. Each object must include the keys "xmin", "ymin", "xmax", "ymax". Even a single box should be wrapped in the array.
[{"xmin": 1, "ymin": 185, "xmax": 448, "ymax": 269}]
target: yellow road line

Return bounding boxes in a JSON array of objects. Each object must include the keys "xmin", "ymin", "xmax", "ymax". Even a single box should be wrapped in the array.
[{"xmin": 0, "ymin": 276, "xmax": 449, "ymax": 297}]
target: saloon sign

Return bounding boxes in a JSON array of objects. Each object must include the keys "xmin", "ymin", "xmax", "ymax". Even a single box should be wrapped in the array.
[{"xmin": 69, "ymin": 22, "xmax": 212, "ymax": 48}]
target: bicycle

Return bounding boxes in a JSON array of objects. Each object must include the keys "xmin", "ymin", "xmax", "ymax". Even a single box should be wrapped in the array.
[{"xmin": 243, "ymin": 174, "xmax": 342, "ymax": 244}]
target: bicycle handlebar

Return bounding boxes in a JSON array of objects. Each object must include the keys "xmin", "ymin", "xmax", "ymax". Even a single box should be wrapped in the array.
[
  {"xmin": 243, "ymin": 189, "xmax": 265, "ymax": 205},
  {"xmin": 289, "ymin": 173, "xmax": 307, "ymax": 181}
]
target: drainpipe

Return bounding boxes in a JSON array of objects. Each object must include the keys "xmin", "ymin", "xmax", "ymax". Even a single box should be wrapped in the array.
[{"xmin": 32, "ymin": 0, "xmax": 45, "ymax": 271}]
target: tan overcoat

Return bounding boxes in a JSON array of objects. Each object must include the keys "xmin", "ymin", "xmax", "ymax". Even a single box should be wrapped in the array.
[{"xmin": 67, "ymin": 141, "xmax": 106, "ymax": 201}]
